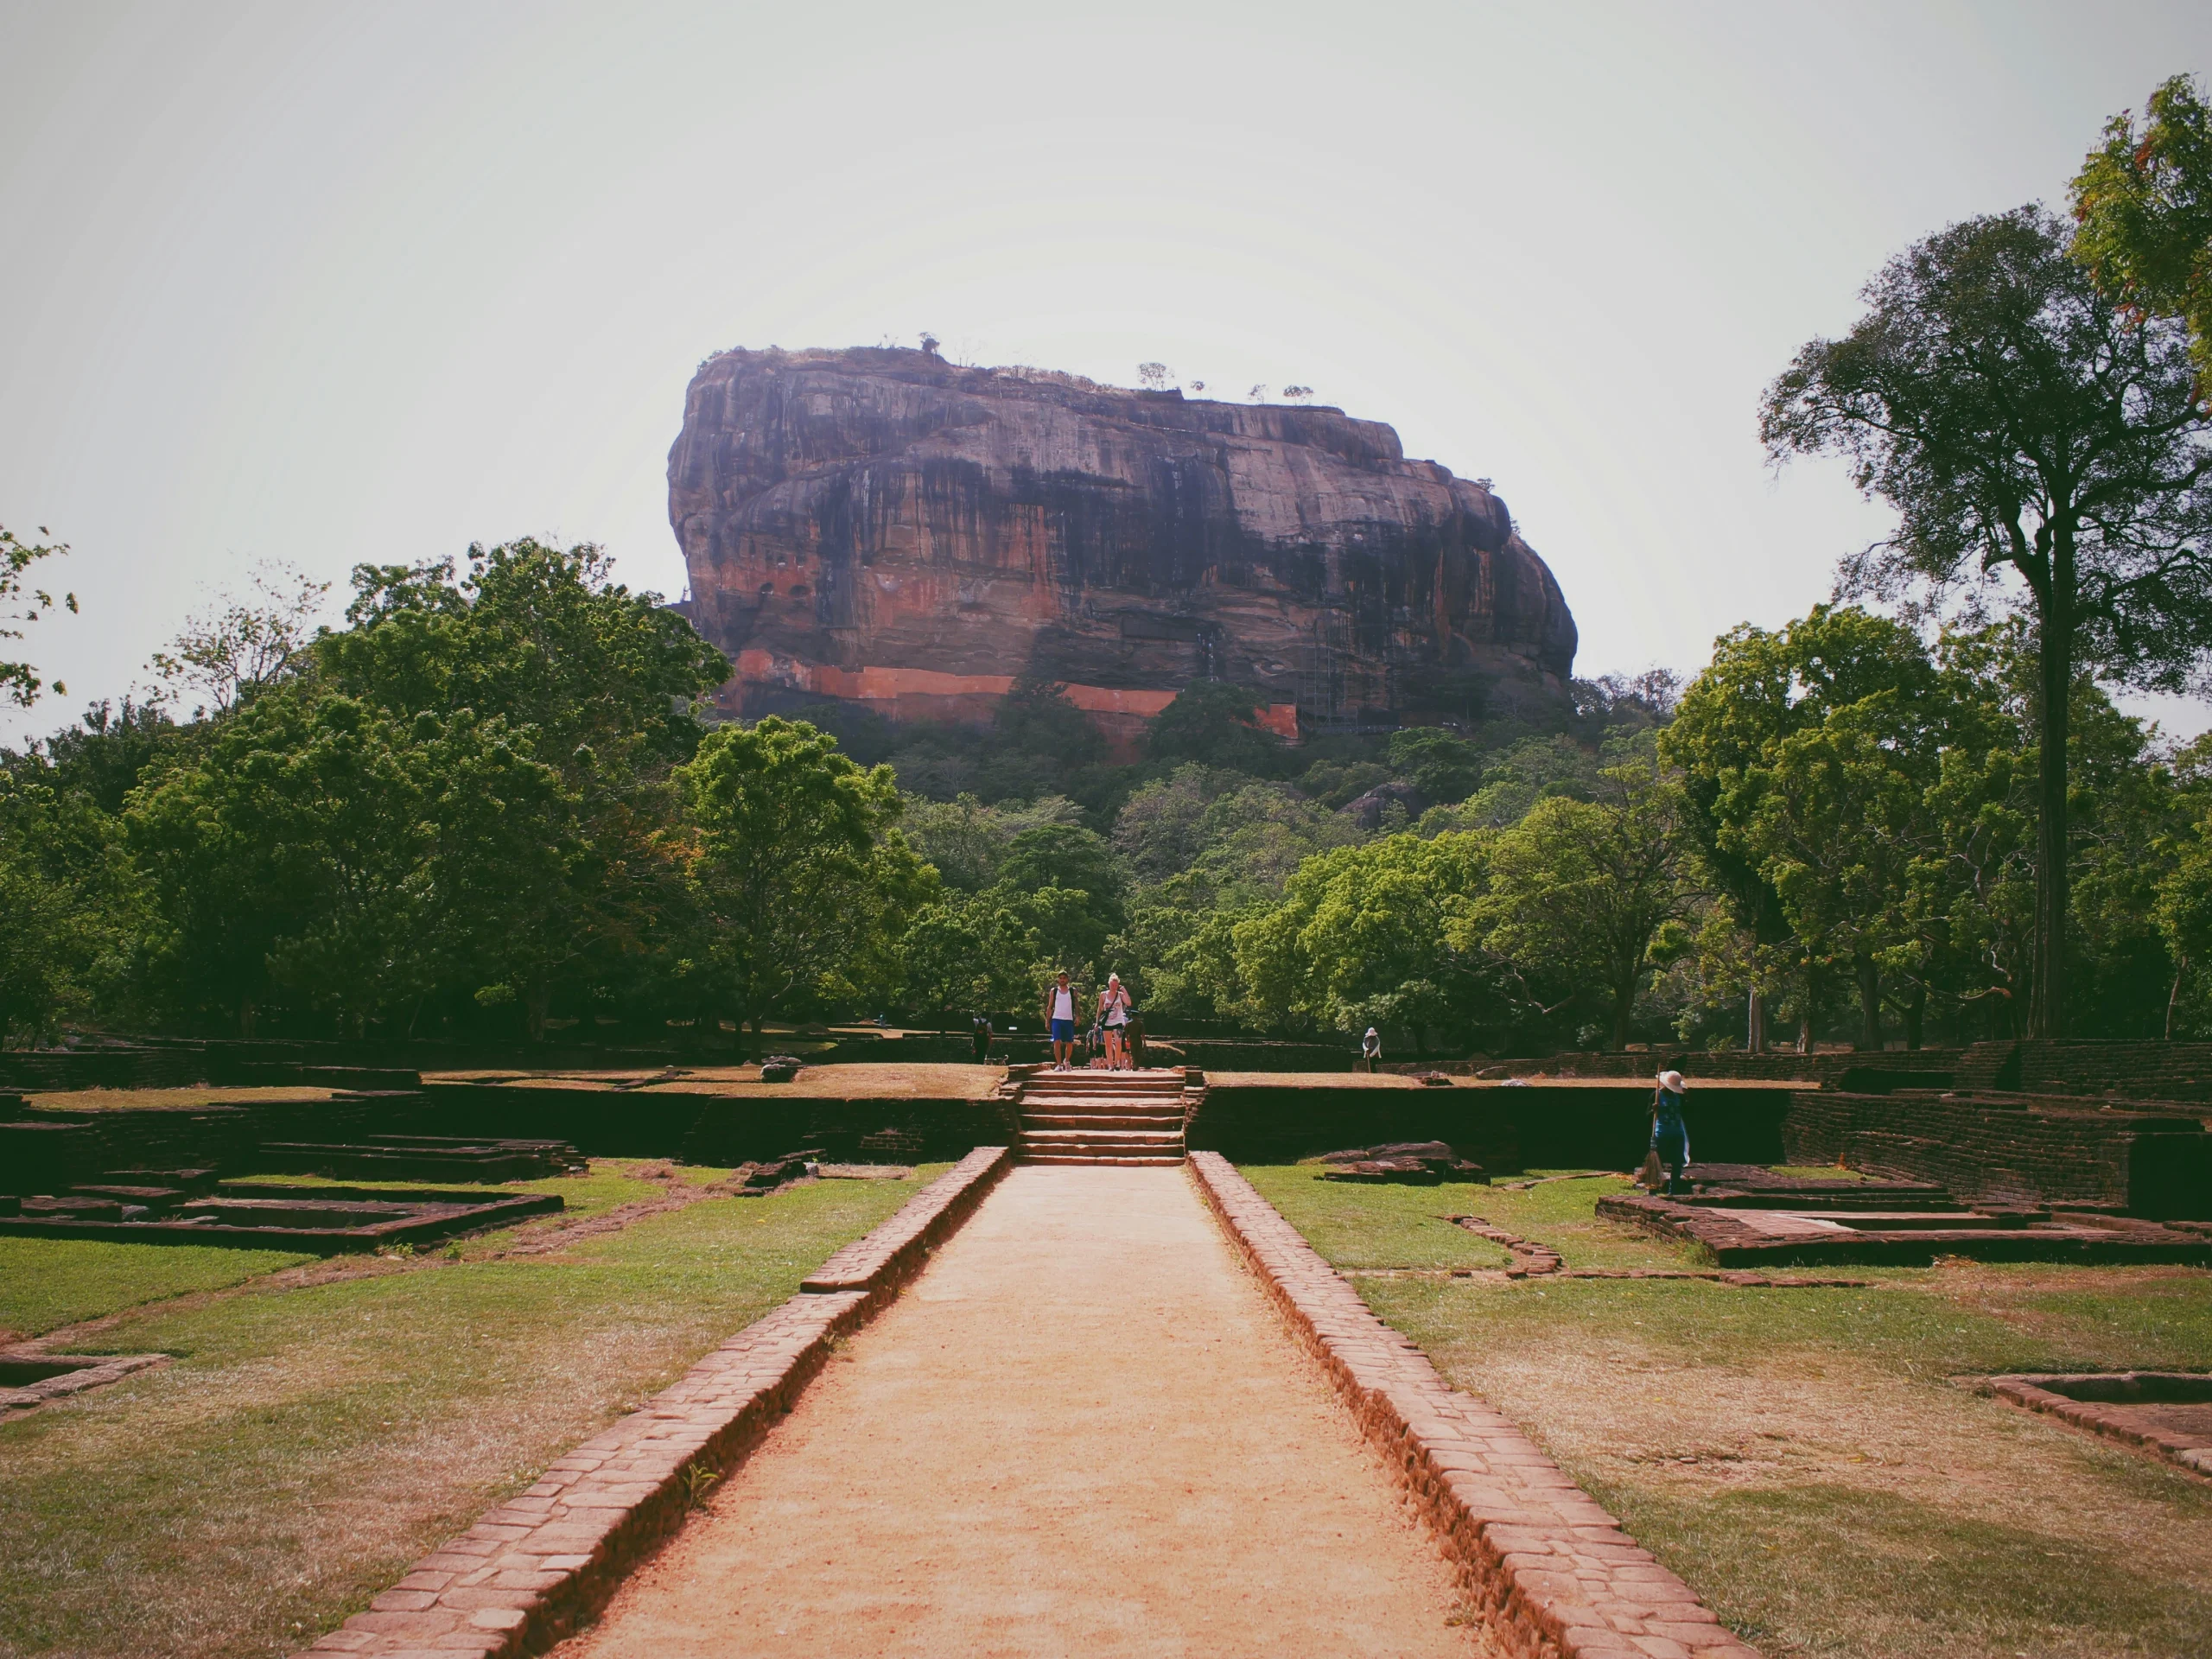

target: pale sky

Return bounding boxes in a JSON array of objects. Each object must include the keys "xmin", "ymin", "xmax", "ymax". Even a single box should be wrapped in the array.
[{"xmin": 4, "ymin": 0, "xmax": 2209, "ymax": 746}]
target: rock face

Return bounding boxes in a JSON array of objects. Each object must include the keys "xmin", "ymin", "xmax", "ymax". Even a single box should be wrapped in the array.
[{"xmin": 668, "ymin": 347, "xmax": 1578, "ymax": 741}]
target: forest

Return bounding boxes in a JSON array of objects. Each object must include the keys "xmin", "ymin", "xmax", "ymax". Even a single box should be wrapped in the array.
[
  {"xmin": 6, "ymin": 74, "xmax": 2212, "ymax": 1058},
  {"xmin": 2, "ymin": 536, "xmax": 2209, "ymax": 1058}
]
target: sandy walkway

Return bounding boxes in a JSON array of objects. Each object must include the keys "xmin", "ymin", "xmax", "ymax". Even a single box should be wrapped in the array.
[{"xmin": 559, "ymin": 1165, "xmax": 1478, "ymax": 1657}]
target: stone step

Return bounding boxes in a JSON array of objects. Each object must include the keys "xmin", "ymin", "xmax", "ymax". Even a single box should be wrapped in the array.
[
  {"xmin": 1021, "ymin": 1106, "xmax": 1194, "ymax": 1119},
  {"xmin": 1022, "ymin": 1113, "xmax": 1185, "ymax": 1131},
  {"xmin": 1021, "ymin": 1082, "xmax": 1185, "ymax": 1093},
  {"xmin": 1021, "ymin": 1079, "xmax": 1185, "ymax": 1092},
  {"xmin": 1020, "ymin": 1153, "xmax": 1188, "ymax": 1166}
]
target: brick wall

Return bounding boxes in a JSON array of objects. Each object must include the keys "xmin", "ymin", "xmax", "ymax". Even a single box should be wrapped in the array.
[
  {"xmin": 1780, "ymin": 1089, "xmax": 2212, "ymax": 1217},
  {"xmin": 0, "ymin": 1093, "xmax": 433, "ymax": 1194},
  {"xmin": 1185, "ymin": 1082, "xmax": 1796, "ymax": 1173}
]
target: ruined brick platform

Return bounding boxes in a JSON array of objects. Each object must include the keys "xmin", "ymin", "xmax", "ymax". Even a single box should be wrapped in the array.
[{"xmin": 1598, "ymin": 1187, "xmax": 2212, "ymax": 1268}]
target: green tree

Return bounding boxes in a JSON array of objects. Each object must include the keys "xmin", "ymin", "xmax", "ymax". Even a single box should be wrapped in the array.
[
  {"xmin": 321, "ymin": 539, "xmax": 728, "ymax": 772},
  {"xmin": 1481, "ymin": 760, "xmax": 1695, "ymax": 1049},
  {"xmin": 1388, "ymin": 728, "xmax": 1484, "ymax": 805},
  {"xmin": 677, "ymin": 717, "xmax": 917, "ymax": 1042},
  {"xmin": 2072, "ymin": 73, "xmax": 2212, "ymax": 385},
  {"xmin": 1, "ymin": 524, "xmax": 74, "ymax": 706},
  {"xmin": 126, "ymin": 691, "xmax": 419, "ymax": 1035},
  {"xmin": 1666, "ymin": 607, "xmax": 1965, "ymax": 1048},
  {"xmin": 1762, "ymin": 206, "xmax": 2212, "ymax": 1036},
  {"xmin": 0, "ymin": 766, "xmax": 141, "ymax": 1045},
  {"xmin": 1146, "ymin": 680, "xmax": 1287, "ymax": 772},
  {"xmin": 1232, "ymin": 832, "xmax": 1492, "ymax": 1052},
  {"xmin": 149, "ymin": 563, "xmax": 329, "ymax": 716}
]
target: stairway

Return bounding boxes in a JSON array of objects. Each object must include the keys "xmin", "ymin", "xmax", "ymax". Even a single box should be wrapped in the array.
[{"xmin": 1014, "ymin": 1068, "xmax": 1194, "ymax": 1166}]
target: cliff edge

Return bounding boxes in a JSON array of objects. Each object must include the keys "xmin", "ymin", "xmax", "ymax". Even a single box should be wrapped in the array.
[{"xmin": 667, "ymin": 346, "xmax": 1578, "ymax": 740}]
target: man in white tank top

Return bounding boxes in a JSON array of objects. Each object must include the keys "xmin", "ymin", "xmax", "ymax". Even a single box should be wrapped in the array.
[{"xmin": 1043, "ymin": 970, "xmax": 1078, "ymax": 1071}]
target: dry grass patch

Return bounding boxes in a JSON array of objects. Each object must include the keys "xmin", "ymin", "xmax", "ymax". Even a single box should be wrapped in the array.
[
  {"xmin": 0, "ymin": 1166, "xmax": 941, "ymax": 1659},
  {"xmin": 23, "ymin": 1087, "xmax": 347, "ymax": 1112},
  {"xmin": 1245, "ymin": 1165, "xmax": 2212, "ymax": 1658},
  {"xmin": 634, "ymin": 1062, "xmax": 1005, "ymax": 1098}
]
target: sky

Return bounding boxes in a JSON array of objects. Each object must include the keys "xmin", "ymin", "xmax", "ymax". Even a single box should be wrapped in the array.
[{"xmin": 4, "ymin": 0, "xmax": 2210, "ymax": 746}]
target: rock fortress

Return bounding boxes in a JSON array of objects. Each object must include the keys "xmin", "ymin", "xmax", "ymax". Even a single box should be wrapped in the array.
[{"xmin": 666, "ymin": 346, "xmax": 1579, "ymax": 745}]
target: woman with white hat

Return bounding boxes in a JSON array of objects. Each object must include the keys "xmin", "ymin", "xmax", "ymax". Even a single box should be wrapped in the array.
[
  {"xmin": 1649, "ymin": 1070, "xmax": 1691, "ymax": 1196},
  {"xmin": 1099, "ymin": 972, "xmax": 1133, "ymax": 1071}
]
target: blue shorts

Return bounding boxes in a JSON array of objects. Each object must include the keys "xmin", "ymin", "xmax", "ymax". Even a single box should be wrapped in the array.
[{"xmin": 1050, "ymin": 1019, "xmax": 1075, "ymax": 1042}]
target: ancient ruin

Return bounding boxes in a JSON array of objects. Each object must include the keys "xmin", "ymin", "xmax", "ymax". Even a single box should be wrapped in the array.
[{"xmin": 667, "ymin": 347, "xmax": 1579, "ymax": 741}]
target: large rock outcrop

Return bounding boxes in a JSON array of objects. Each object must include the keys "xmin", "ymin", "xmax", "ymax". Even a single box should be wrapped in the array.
[{"xmin": 667, "ymin": 347, "xmax": 1578, "ymax": 741}]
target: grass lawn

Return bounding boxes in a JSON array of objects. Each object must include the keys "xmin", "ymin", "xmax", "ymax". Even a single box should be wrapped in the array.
[
  {"xmin": 1243, "ymin": 1163, "xmax": 2212, "ymax": 1659},
  {"xmin": 0, "ymin": 1242, "xmax": 320, "ymax": 1341},
  {"xmin": 0, "ymin": 1161, "xmax": 942, "ymax": 1659}
]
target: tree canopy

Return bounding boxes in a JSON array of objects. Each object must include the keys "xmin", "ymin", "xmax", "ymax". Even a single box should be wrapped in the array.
[
  {"xmin": 1761, "ymin": 205, "xmax": 2212, "ymax": 1034},
  {"xmin": 2072, "ymin": 72, "xmax": 2212, "ymax": 385}
]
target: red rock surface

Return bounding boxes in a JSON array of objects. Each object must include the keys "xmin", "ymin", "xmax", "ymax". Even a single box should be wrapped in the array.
[{"xmin": 667, "ymin": 348, "xmax": 1578, "ymax": 738}]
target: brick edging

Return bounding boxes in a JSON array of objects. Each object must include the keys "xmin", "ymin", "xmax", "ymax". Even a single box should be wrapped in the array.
[
  {"xmin": 1187, "ymin": 1152, "xmax": 1759, "ymax": 1659},
  {"xmin": 302, "ymin": 1146, "xmax": 1013, "ymax": 1657},
  {"xmin": 1987, "ymin": 1372, "xmax": 2212, "ymax": 1476}
]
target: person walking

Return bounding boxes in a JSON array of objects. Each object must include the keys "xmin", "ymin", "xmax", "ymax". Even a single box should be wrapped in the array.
[
  {"xmin": 1649, "ymin": 1069, "xmax": 1691, "ymax": 1197},
  {"xmin": 970, "ymin": 1014, "xmax": 994, "ymax": 1063},
  {"xmin": 1361, "ymin": 1027, "xmax": 1382, "ymax": 1073},
  {"xmin": 1043, "ymin": 971, "xmax": 1079, "ymax": 1071},
  {"xmin": 1099, "ymin": 973, "xmax": 1133, "ymax": 1070}
]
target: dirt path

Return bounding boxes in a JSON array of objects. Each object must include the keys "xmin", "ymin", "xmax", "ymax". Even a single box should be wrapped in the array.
[{"xmin": 559, "ymin": 1166, "xmax": 1480, "ymax": 1657}]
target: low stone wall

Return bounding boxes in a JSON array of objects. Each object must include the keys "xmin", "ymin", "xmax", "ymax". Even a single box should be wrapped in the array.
[
  {"xmin": 1782, "ymin": 1090, "xmax": 2212, "ymax": 1218},
  {"xmin": 1189, "ymin": 1153, "xmax": 1758, "ymax": 1659},
  {"xmin": 413, "ymin": 1083, "xmax": 1020, "ymax": 1165},
  {"xmin": 1487, "ymin": 1039, "xmax": 2212, "ymax": 1111},
  {"xmin": 1187, "ymin": 1080, "xmax": 1797, "ymax": 1173},
  {"xmin": 0, "ymin": 1093, "xmax": 435, "ymax": 1195}
]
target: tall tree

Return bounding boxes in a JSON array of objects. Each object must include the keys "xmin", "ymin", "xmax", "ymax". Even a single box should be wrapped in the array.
[
  {"xmin": 1480, "ymin": 760, "xmax": 1695, "ymax": 1049},
  {"xmin": 1761, "ymin": 207, "xmax": 2212, "ymax": 1035},
  {"xmin": 1664, "ymin": 607, "xmax": 1960, "ymax": 1048},
  {"xmin": 677, "ymin": 717, "xmax": 919, "ymax": 1041},
  {"xmin": 1231, "ymin": 832, "xmax": 1492, "ymax": 1053}
]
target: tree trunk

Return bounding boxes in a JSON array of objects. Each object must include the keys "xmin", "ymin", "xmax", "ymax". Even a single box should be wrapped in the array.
[
  {"xmin": 239, "ymin": 997, "xmax": 257, "ymax": 1040},
  {"xmin": 2028, "ymin": 620, "xmax": 2070, "ymax": 1039},
  {"xmin": 1796, "ymin": 971, "xmax": 1820, "ymax": 1055},
  {"xmin": 1612, "ymin": 963, "xmax": 1639, "ymax": 1050},
  {"xmin": 1854, "ymin": 952, "xmax": 1882, "ymax": 1051},
  {"xmin": 1904, "ymin": 982, "xmax": 1925, "ymax": 1052},
  {"xmin": 1747, "ymin": 987, "xmax": 1766, "ymax": 1054},
  {"xmin": 526, "ymin": 985, "xmax": 549, "ymax": 1043},
  {"xmin": 2167, "ymin": 963, "xmax": 2185, "ymax": 1041}
]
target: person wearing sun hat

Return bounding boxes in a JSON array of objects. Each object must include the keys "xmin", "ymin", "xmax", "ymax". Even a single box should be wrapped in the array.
[{"xmin": 1649, "ymin": 1069, "xmax": 1691, "ymax": 1197}]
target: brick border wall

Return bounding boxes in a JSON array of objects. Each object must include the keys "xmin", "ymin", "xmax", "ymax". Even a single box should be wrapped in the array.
[
  {"xmin": 1188, "ymin": 1152, "xmax": 1758, "ymax": 1659},
  {"xmin": 1985, "ymin": 1372, "xmax": 2212, "ymax": 1476},
  {"xmin": 300, "ymin": 1146, "xmax": 1011, "ymax": 1658},
  {"xmin": 1779, "ymin": 1090, "xmax": 2212, "ymax": 1217}
]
